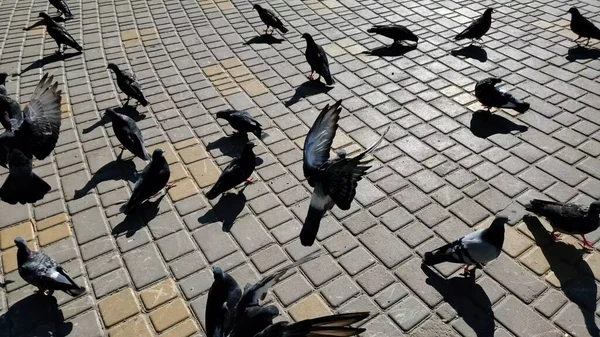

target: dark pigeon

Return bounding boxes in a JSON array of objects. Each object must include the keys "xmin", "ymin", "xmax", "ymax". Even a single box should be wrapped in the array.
[
  {"xmin": 423, "ymin": 215, "xmax": 509, "ymax": 276},
  {"xmin": 107, "ymin": 63, "xmax": 149, "ymax": 107},
  {"xmin": 105, "ymin": 108, "xmax": 150, "ymax": 161},
  {"xmin": 216, "ymin": 109, "xmax": 262, "ymax": 138},
  {"xmin": 525, "ymin": 199, "xmax": 600, "ymax": 248},
  {"xmin": 475, "ymin": 77, "xmax": 530, "ymax": 113},
  {"xmin": 253, "ymin": 4, "xmax": 288, "ymax": 35},
  {"xmin": 367, "ymin": 24, "xmax": 418, "ymax": 45},
  {"xmin": 49, "ymin": 0, "xmax": 73, "ymax": 19},
  {"xmin": 301, "ymin": 33, "xmax": 334, "ymax": 86},
  {"xmin": 15, "ymin": 236, "xmax": 85, "ymax": 296},
  {"xmin": 301, "ymin": 100, "xmax": 389, "ymax": 246},
  {"xmin": 253, "ymin": 313, "xmax": 369, "ymax": 337},
  {"xmin": 568, "ymin": 7, "xmax": 600, "ymax": 46},
  {"xmin": 206, "ymin": 267, "xmax": 242, "ymax": 337},
  {"xmin": 455, "ymin": 8, "xmax": 493, "ymax": 44},
  {"xmin": 0, "ymin": 72, "xmax": 8, "ymax": 96},
  {"xmin": 205, "ymin": 142, "xmax": 256, "ymax": 200},
  {"xmin": 0, "ymin": 149, "xmax": 51, "ymax": 205},
  {"xmin": 38, "ymin": 12, "xmax": 82, "ymax": 53},
  {"xmin": 0, "ymin": 72, "xmax": 20, "ymax": 131}
]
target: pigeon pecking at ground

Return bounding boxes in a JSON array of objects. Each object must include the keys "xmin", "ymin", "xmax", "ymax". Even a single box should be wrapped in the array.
[
  {"xmin": 104, "ymin": 108, "xmax": 150, "ymax": 161},
  {"xmin": 0, "ymin": 149, "xmax": 51, "ymax": 204},
  {"xmin": 253, "ymin": 4, "xmax": 288, "ymax": 35},
  {"xmin": 568, "ymin": 7, "xmax": 600, "ymax": 46},
  {"xmin": 107, "ymin": 63, "xmax": 149, "ymax": 107},
  {"xmin": 216, "ymin": 109, "xmax": 262, "ymax": 138},
  {"xmin": 367, "ymin": 24, "xmax": 418, "ymax": 45},
  {"xmin": 15, "ymin": 236, "xmax": 86, "ymax": 296},
  {"xmin": 301, "ymin": 33, "xmax": 334, "ymax": 86},
  {"xmin": 49, "ymin": 0, "xmax": 73, "ymax": 19},
  {"xmin": 423, "ymin": 215, "xmax": 509, "ymax": 276},
  {"xmin": 301, "ymin": 100, "xmax": 389, "ymax": 246},
  {"xmin": 475, "ymin": 77, "xmax": 530, "ymax": 113},
  {"xmin": 38, "ymin": 12, "xmax": 82, "ymax": 53},
  {"xmin": 525, "ymin": 199, "xmax": 600, "ymax": 249},
  {"xmin": 455, "ymin": 8, "xmax": 493, "ymax": 45},
  {"xmin": 205, "ymin": 142, "xmax": 256, "ymax": 200}
]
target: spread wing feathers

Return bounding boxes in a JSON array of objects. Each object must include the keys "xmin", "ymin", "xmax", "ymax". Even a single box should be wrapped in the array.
[
  {"xmin": 257, "ymin": 313, "xmax": 369, "ymax": 337},
  {"xmin": 0, "ymin": 149, "xmax": 50, "ymax": 204},
  {"xmin": 303, "ymin": 100, "xmax": 342, "ymax": 183},
  {"xmin": 525, "ymin": 199, "xmax": 587, "ymax": 219}
]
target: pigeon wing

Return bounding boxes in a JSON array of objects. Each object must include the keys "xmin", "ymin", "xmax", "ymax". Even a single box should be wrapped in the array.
[{"xmin": 303, "ymin": 100, "xmax": 342, "ymax": 184}]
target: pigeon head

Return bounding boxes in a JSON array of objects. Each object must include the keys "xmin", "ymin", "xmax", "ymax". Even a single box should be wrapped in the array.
[
  {"xmin": 212, "ymin": 266, "xmax": 223, "ymax": 279},
  {"xmin": 106, "ymin": 63, "xmax": 120, "ymax": 73},
  {"xmin": 484, "ymin": 8, "xmax": 493, "ymax": 16},
  {"xmin": 14, "ymin": 237, "xmax": 29, "ymax": 251},
  {"xmin": 589, "ymin": 201, "xmax": 600, "ymax": 217},
  {"xmin": 301, "ymin": 33, "xmax": 313, "ymax": 41},
  {"xmin": 152, "ymin": 148, "xmax": 164, "ymax": 161},
  {"xmin": 215, "ymin": 110, "xmax": 233, "ymax": 120},
  {"xmin": 244, "ymin": 141, "xmax": 256, "ymax": 150},
  {"xmin": 568, "ymin": 7, "xmax": 579, "ymax": 15},
  {"xmin": 38, "ymin": 12, "xmax": 52, "ymax": 21},
  {"xmin": 104, "ymin": 108, "xmax": 118, "ymax": 119},
  {"xmin": 253, "ymin": 4, "xmax": 262, "ymax": 10}
]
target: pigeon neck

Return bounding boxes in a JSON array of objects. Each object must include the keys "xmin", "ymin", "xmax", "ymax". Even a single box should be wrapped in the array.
[
  {"xmin": 481, "ymin": 219, "xmax": 505, "ymax": 248},
  {"xmin": 16, "ymin": 246, "xmax": 30, "ymax": 266}
]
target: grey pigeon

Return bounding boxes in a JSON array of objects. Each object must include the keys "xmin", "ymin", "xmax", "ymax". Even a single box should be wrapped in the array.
[
  {"xmin": 301, "ymin": 100, "xmax": 389, "ymax": 246},
  {"xmin": 423, "ymin": 215, "xmax": 509, "ymax": 276},
  {"xmin": 301, "ymin": 33, "xmax": 334, "ymax": 85},
  {"xmin": 568, "ymin": 7, "xmax": 600, "ymax": 46},
  {"xmin": 105, "ymin": 108, "xmax": 150, "ymax": 161},
  {"xmin": 525, "ymin": 199, "xmax": 600, "ymax": 248},
  {"xmin": 206, "ymin": 142, "xmax": 256, "ymax": 200},
  {"xmin": 49, "ymin": 0, "xmax": 73, "ymax": 19},
  {"xmin": 455, "ymin": 8, "xmax": 493, "ymax": 44},
  {"xmin": 107, "ymin": 63, "xmax": 149, "ymax": 107},
  {"xmin": 38, "ymin": 12, "xmax": 82, "ymax": 53},
  {"xmin": 0, "ymin": 149, "xmax": 51, "ymax": 204},
  {"xmin": 253, "ymin": 4, "xmax": 288, "ymax": 35},
  {"xmin": 216, "ymin": 109, "xmax": 262, "ymax": 138},
  {"xmin": 120, "ymin": 148, "xmax": 173, "ymax": 215},
  {"xmin": 15, "ymin": 236, "xmax": 85, "ymax": 296},
  {"xmin": 475, "ymin": 78, "xmax": 529, "ymax": 113},
  {"xmin": 367, "ymin": 24, "xmax": 418, "ymax": 45}
]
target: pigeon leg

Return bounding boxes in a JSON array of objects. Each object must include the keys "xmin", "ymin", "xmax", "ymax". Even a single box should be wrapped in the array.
[
  {"xmin": 46, "ymin": 289, "xmax": 54, "ymax": 296},
  {"xmin": 306, "ymin": 71, "xmax": 314, "ymax": 80},
  {"xmin": 461, "ymin": 265, "xmax": 471, "ymax": 276},
  {"xmin": 125, "ymin": 96, "xmax": 131, "ymax": 106},
  {"xmin": 550, "ymin": 231, "xmax": 560, "ymax": 241},
  {"xmin": 165, "ymin": 182, "xmax": 176, "ymax": 190},
  {"xmin": 586, "ymin": 38, "xmax": 591, "ymax": 46},
  {"xmin": 264, "ymin": 27, "xmax": 269, "ymax": 34},
  {"xmin": 245, "ymin": 177, "xmax": 255, "ymax": 185},
  {"xmin": 581, "ymin": 235, "xmax": 594, "ymax": 249}
]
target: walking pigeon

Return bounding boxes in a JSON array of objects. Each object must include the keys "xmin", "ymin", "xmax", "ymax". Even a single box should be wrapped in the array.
[
  {"xmin": 475, "ymin": 77, "xmax": 530, "ymax": 113},
  {"xmin": 107, "ymin": 63, "xmax": 149, "ymax": 107},
  {"xmin": 423, "ymin": 215, "xmax": 509, "ymax": 276},
  {"xmin": 14, "ymin": 236, "xmax": 85, "ymax": 296},
  {"xmin": 253, "ymin": 4, "xmax": 288, "ymax": 35},
  {"xmin": 49, "ymin": 0, "xmax": 73, "ymax": 19},
  {"xmin": 367, "ymin": 24, "xmax": 418, "ymax": 45},
  {"xmin": 301, "ymin": 100, "xmax": 389, "ymax": 246},
  {"xmin": 39, "ymin": 12, "xmax": 82, "ymax": 53},
  {"xmin": 455, "ymin": 8, "xmax": 493, "ymax": 44},
  {"xmin": 206, "ymin": 142, "xmax": 256, "ymax": 200},
  {"xmin": 206, "ymin": 267, "xmax": 242, "ymax": 337},
  {"xmin": 568, "ymin": 7, "xmax": 600, "ymax": 46},
  {"xmin": 0, "ymin": 149, "xmax": 51, "ymax": 204},
  {"xmin": 301, "ymin": 33, "xmax": 334, "ymax": 85},
  {"xmin": 525, "ymin": 199, "xmax": 600, "ymax": 248},
  {"xmin": 105, "ymin": 108, "xmax": 150, "ymax": 161},
  {"xmin": 216, "ymin": 109, "xmax": 262, "ymax": 138}
]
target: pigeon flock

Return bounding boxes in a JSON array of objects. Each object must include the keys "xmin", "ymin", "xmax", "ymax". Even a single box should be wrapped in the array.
[{"xmin": 1, "ymin": 2, "xmax": 600, "ymax": 336}]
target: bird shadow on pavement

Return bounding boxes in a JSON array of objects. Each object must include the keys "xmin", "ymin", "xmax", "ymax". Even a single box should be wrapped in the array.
[
  {"xmin": 245, "ymin": 34, "xmax": 284, "ymax": 45},
  {"xmin": 451, "ymin": 45, "xmax": 487, "ymax": 62},
  {"xmin": 421, "ymin": 264, "xmax": 494, "ymax": 337},
  {"xmin": 566, "ymin": 45, "xmax": 600, "ymax": 61},
  {"xmin": 285, "ymin": 80, "xmax": 332, "ymax": 107},
  {"xmin": 83, "ymin": 105, "xmax": 145, "ymax": 134},
  {"xmin": 73, "ymin": 159, "xmax": 137, "ymax": 200},
  {"xmin": 469, "ymin": 110, "xmax": 528, "ymax": 138},
  {"xmin": 524, "ymin": 216, "xmax": 599, "ymax": 337},
  {"xmin": 0, "ymin": 294, "xmax": 73, "ymax": 337},
  {"xmin": 198, "ymin": 191, "xmax": 247, "ymax": 232},
  {"xmin": 206, "ymin": 133, "xmax": 250, "ymax": 158},
  {"xmin": 19, "ymin": 51, "xmax": 81, "ymax": 76},
  {"xmin": 363, "ymin": 44, "xmax": 417, "ymax": 57},
  {"xmin": 112, "ymin": 194, "xmax": 166, "ymax": 237}
]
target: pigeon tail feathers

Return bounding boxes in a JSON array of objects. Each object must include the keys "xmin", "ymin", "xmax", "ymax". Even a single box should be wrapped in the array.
[
  {"xmin": 423, "ymin": 250, "xmax": 456, "ymax": 266},
  {"xmin": 65, "ymin": 286, "xmax": 86, "ymax": 297},
  {"xmin": 301, "ymin": 206, "xmax": 325, "ymax": 246},
  {"xmin": 514, "ymin": 101, "xmax": 530, "ymax": 113},
  {"xmin": 279, "ymin": 26, "xmax": 288, "ymax": 34}
]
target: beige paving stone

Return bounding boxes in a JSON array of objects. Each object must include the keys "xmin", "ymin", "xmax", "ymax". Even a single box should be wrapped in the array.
[
  {"xmin": 213, "ymin": 77, "xmax": 232, "ymax": 87},
  {"xmin": 160, "ymin": 319, "xmax": 199, "ymax": 337},
  {"xmin": 221, "ymin": 88, "xmax": 242, "ymax": 96},
  {"xmin": 1, "ymin": 240, "xmax": 37, "ymax": 273},
  {"xmin": 220, "ymin": 57, "xmax": 242, "ymax": 69},
  {"xmin": 124, "ymin": 39, "xmax": 141, "ymax": 48},
  {"xmin": 217, "ymin": 82, "xmax": 238, "ymax": 92},
  {"xmin": 239, "ymin": 79, "xmax": 268, "ymax": 97},
  {"xmin": 502, "ymin": 226, "xmax": 533, "ymax": 258},
  {"xmin": 148, "ymin": 143, "xmax": 178, "ymax": 165},
  {"xmin": 108, "ymin": 315, "xmax": 153, "ymax": 337},
  {"xmin": 216, "ymin": 1, "xmax": 233, "ymax": 11},
  {"xmin": 0, "ymin": 221, "xmax": 34, "ymax": 249},
  {"xmin": 139, "ymin": 28, "xmax": 157, "ymax": 36},
  {"xmin": 346, "ymin": 44, "xmax": 367, "ymax": 55},
  {"xmin": 26, "ymin": 28, "xmax": 44, "ymax": 36},
  {"xmin": 98, "ymin": 288, "xmax": 141, "ymax": 328},
  {"xmin": 173, "ymin": 139, "xmax": 199, "ymax": 150},
  {"xmin": 140, "ymin": 278, "xmax": 179, "ymax": 310},
  {"xmin": 120, "ymin": 30, "xmax": 139, "ymax": 41},
  {"xmin": 336, "ymin": 37, "xmax": 356, "ymax": 48},
  {"xmin": 37, "ymin": 222, "xmax": 71, "ymax": 246},
  {"xmin": 323, "ymin": 43, "xmax": 346, "ymax": 57},
  {"xmin": 519, "ymin": 247, "xmax": 550, "ymax": 275},
  {"xmin": 188, "ymin": 159, "xmax": 221, "ymax": 188},
  {"xmin": 583, "ymin": 253, "xmax": 600, "ymax": 282},
  {"xmin": 227, "ymin": 66, "xmax": 250, "ymax": 78},
  {"xmin": 236, "ymin": 74, "xmax": 254, "ymax": 83},
  {"xmin": 288, "ymin": 294, "xmax": 333, "ymax": 321},
  {"xmin": 179, "ymin": 145, "xmax": 208, "ymax": 164},
  {"xmin": 202, "ymin": 65, "xmax": 224, "ymax": 77},
  {"xmin": 141, "ymin": 33, "xmax": 159, "ymax": 42},
  {"xmin": 149, "ymin": 298, "xmax": 191, "ymax": 333},
  {"xmin": 169, "ymin": 163, "xmax": 189, "ymax": 183},
  {"xmin": 36, "ymin": 213, "xmax": 69, "ymax": 231},
  {"xmin": 168, "ymin": 178, "xmax": 199, "ymax": 202}
]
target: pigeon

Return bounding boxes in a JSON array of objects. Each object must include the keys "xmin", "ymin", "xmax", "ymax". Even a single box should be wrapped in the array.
[
  {"xmin": 423, "ymin": 215, "xmax": 509, "ymax": 276},
  {"xmin": 253, "ymin": 4, "xmax": 288, "ymax": 35},
  {"xmin": 14, "ymin": 236, "xmax": 85, "ymax": 296},
  {"xmin": 38, "ymin": 12, "xmax": 82, "ymax": 53},
  {"xmin": 568, "ymin": 7, "xmax": 600, "ymax": 46},
  {"xmin": 104, "ymin": 108, "xmax": 150, "ymax": 161},
  {"xmin": 301, "ymin": 100, "xmax": 389, "ymax": 246},
  {"xmin": 455, "ymin": 8, "xmax": 493, "ymax": 44},
  {"xmin": 216, "ymin": 109, "xmax": 262, "ymax": 138},
  {"xmin": 0, "ymin": 72, "xmax": 8, "ymax": 96},
  {"xmin": 205, "ymin": 142, "xmax": 256, "ymax": 200},
  {"xmin": 475, "ymin": 78, "xmax": 530, "ymax": 113},
  {"xmin": 301, "ymin": 33, "xmax": 334, "ymax": 86},
  {"xmin": 0, "ymin": 149, "xmax": 51, "ymax": 204},
  {"xmin": 120, "ymin": 148, "xmax": 173, "ymax": 215},
  {"xmin": 49, "ymin": 0, "xmax": 73, "ymax": 19},
  {"xmin": 253, "ymin": 313, "xmax": 369, "ymax": 337},
  {"xmin": 0, "ymin": 72, "xmax": 20, "ymax": 131},
  {"xmin": 525, "ymin": 199, "xmax": 600, "ymax": 248},
  {"xmin": 206, "ymin": 267, "xmax": 242, "ymax": 337},
  {"xmin": 107, "ymin": 63, "xmax": 149, "ymax": 107},
  {"xmin": 367, "ymin": 24, "xmax": 418, "ymax": 45}
]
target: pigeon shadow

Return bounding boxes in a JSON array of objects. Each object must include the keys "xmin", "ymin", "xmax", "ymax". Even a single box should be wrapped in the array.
[
  {"xmin": 285, "ymin": 80, "xmax": 333, "ymax": 107},
  {"xmin": 524, "ymin": 216, "xmax": 599, "ymax": 337},
  {"xmin": 469, "ymin": 110, "xmax": 528, "ymax": 138},
  {"xmin": 19, "ymin": 51, "xmax": 81, "ymax": 76},
  {"xmin": 451, "ymin": 45, "xmax": 487, "ymax": 62},
  {"xmin": 23, "ymin": 16, "xmax": 67, "ymax": 31},
  {"xmin": 82, "ymin": 105, "xmax": 146, "ymax": 134},
  {"xmin": 73, "ymin": 159, "xmax": 138, "ymax": 200},
  {"xmin": 566, "ymin": 45, "xmax": 600, "ymax": 61},
  {"xmin": 0, "ymin": 294, "xmax": 73, "ymax": 337},
  {"xmin": 245, "ymin": 34, "xmax": 284, "ymax": 45},
  {"xmin": 111, "ymin": 194, "xmax": 166, "ymax": 237},
  {"xmin": 206, "ymin": 133, "xmax": 250, "ymax": 158},
  {"xmin": 422, "ymin": 264, "xmax": 494, "ymax": 337},
  {"xmin": 363, "ymin": 43, "xmax": 417, "ymax": 57},
  {"xmin": 0, "ymin": 280, "xmax": 14, "ymax": 288},
  {"xmin": 199, "ymin": 191, "xmax": 246, "ymax": 232}
]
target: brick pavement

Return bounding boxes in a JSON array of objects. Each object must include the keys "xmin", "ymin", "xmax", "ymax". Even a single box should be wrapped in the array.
[{"xmin": 0, "ymin": 0, "xmax": 600, "ymax": 336}]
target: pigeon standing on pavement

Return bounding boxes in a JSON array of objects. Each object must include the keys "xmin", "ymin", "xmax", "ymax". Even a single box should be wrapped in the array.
[
  {"xmin": 38, "ymin": 12, "xmax": 82, "ymax": 53},
  {"xmin": 367, "ymin": 24, "xmax": 418, "ymax": 45},
  {"xmin": 568, "ymin": 7, "xmax": 600, "ymax": 46},
  {"xmin": 206, "ymin": 267, "xmax": 242, "ymax": 337},
  {"xmin": 455, "ymin": 8, "xmax": 493, "ymax": 44},
  {"xmin": 49, "ymin": 0, "xmax": 73, "ymax": 19},
  {"xmin": 0, "ymin": 149, "xmax": 51, "ymax": 204},
  {"xmin": 205, "ymin": 142, "xmax": 256, "ymax": 200},
  {"xmin": 216, "ymin": 109, "xmax": 262, "ymax": 138},
  {"xmin": 525, "ymin": 199, "xmax": 600, "ymax": 248},
  {"xmin": 105, "ymin": 108, "xmax": 150, "ymax": 161},
  {"xmin": 107, "ymin": 63, "xmax": 149, "ymax": 107},
  {"xmin": 423, "ymin": 215, "xmax": 509, "ymax": 276},
  {"xmin": 253, "ymin": 4, "xmax": 288, "ymax": 35},
  {"xmin": 475, "ymin": 77, "xmax": 530, "ymax": 113},
  {"xmin": 301, "ymin": 100, "xmax": 389, "ymax": 246},
  {"xmin": 301, "ymin": 33, "xmax": 334, "ymax": 86},
  {"xmin": 15, "ymin": 236, "xmax": 85, "ymax": 296}
]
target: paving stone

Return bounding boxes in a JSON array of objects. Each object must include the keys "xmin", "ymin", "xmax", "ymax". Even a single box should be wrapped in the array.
[
  {"xmin": 123, "ymin": 244, "xmax": 168, "ymax": 289},
  {"xmin": 98, "ymin": 288, "xmax": 141, "ymax": 328},
  {"xmin": 149, "ymin": 298, "xmax": 191, "ymax": 333},
  {"xmin": 287, "ymin": 293, "xmax": 333, "ymax": 322},
  {"xmin": 65, "ymin": 310, "xmax": 103, "ymax": 337},
  {"xmin": 359, "ymin": 225, "xmax": 412, "ymax": 268},
  {"xmin": 486, "ymin": 255, "xmax": 547, "ymax": 304},
  {"xmin": 108, "ymin": 315, "xmax": 153, "ymax": 337},
  {"xmin": 389, "ymin": 296, "xmax": 430, "ymax": 331},
  {"xmin": 496, "ymin": 296, "xmax": 563, "ymax": 337},
  {"xmin": 139, "ymin": 278, "xmax": 179, "ymax": 310}
]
